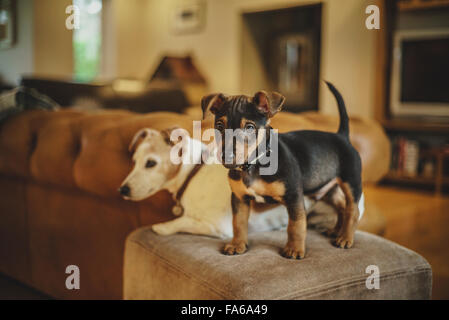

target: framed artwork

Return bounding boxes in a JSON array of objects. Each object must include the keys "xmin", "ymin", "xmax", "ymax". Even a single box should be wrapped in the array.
[
  {"xmin": 172, "ymin": 0, "xmax": 206, "ymax": 34},
  {"xmin": 273, "ymin": 31, "xmax": 320, "ymax": 111},
  {"xmin": 241, "ymin": 4, "xmax": 322, "ymax": 112},
  {"xmin": 0, "ymin": 0, "xmax": 16, "ymax": 49},
  {"xmin": 277, "ymin": 34, "xmax": 314, "ymax": 102}
]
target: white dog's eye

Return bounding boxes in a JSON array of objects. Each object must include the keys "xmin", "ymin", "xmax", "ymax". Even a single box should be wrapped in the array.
[{"xmin": 145, "ymin": 159, "xmax": 157, "ymax": 168}]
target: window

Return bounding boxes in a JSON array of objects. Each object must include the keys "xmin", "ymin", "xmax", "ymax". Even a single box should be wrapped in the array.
[{"xmin": 73, "ymin": 0, "xmax": 102, "ymax": 81}]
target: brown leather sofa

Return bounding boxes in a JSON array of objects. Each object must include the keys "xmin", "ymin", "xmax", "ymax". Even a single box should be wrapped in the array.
[{"xmin": 0, "ymin": 109, "xmax": 390, "ymax": 299}]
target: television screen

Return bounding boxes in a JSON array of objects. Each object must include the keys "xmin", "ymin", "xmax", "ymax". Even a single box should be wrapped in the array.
[{"xmin": 400, "ymin": 37, "xmax": 449, "ymax": 104}]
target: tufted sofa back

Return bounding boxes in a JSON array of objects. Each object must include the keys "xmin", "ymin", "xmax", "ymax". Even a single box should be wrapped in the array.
[
  {"xmin": 0, "ymin": 109, "xmax": 390, "ymax": 195},
  {"xmin": 0, "ymin": 110, "xmax": 197, "ymax": 198}
]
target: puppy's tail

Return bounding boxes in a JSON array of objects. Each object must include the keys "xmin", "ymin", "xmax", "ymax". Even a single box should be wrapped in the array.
[{"xmin": 324, "ymin": 81, "xmax": 349, "ymax": 139}]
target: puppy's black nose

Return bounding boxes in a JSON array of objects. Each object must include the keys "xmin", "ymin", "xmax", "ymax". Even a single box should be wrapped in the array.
[{"xmin": 119, "ymin": 185, "xmax": 130, "ymax": 196}]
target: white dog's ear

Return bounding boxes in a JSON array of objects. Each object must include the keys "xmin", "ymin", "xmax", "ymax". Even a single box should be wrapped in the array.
[
  {"xmin": 129, "ymin": 128, "xmax": 156, "ymax": 153},
  {"xmin": 161, "ymin": 126, "xmax": 191, "ymax": 160},
  {"xmin": 161, "ymin": 126, "xmax": 190, "ymax": 146},
  {"xmin": 160, "ymin": 126, "xmax": 182, "ymax": 146}
]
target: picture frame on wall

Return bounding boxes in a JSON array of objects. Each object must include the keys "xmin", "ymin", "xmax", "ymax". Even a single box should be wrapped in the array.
[
  {"xmin": 172, "ymin": 0, "xmax": 206, "ymax": 35},
  {"xmin": 0, "ymin": 0, "xmax": 16, "ymax": 50},
  {"xmin": 277, "ymin": 34, "xmax": 316, "ymax": 108},
  {"xmin": 273, "ymin": 30, "xmax": 320, "ymax": 112}
]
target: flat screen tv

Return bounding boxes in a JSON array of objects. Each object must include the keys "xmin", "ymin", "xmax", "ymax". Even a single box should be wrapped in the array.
[{"xmin": 390, "ymin": 28, "xmax": 449, "ymax": 119}]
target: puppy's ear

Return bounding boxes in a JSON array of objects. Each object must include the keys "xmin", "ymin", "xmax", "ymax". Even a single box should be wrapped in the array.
[
  {"xmin": 129, "ymin": 128, "xmax": 156, "ymax": 153},
  {"xmin": 201, "ymin": 93, "xmax": 226, "ymax": 119},
  {"xmin": 253, "ymin": 91, "xmax": 285, "ymax": 118}
]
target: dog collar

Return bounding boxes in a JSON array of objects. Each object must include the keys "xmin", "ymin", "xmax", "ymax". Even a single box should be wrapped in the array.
[
  {"xmin": 172, "ymin": 163, "xmax": 203, "ymax": 216},
  {"xmin": 237, "ymin": 145, "xmax": 271, "ymax": 172}
]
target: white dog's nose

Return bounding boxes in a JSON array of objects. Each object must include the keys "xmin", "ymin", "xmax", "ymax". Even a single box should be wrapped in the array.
[{"xmin": 119, "ymin": 185, "xmax": 130, "ymax": 197}]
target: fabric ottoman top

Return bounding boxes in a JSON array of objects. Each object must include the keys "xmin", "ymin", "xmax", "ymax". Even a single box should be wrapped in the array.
[{"xmin": 124, "ymin": 228, "xmax": 432, "ymax": 300}]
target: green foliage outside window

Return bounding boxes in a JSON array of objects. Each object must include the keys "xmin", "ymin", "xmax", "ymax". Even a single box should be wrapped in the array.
[{"xmin": 73, "ymin": 0, "xmax": 102, "ymax": 82}]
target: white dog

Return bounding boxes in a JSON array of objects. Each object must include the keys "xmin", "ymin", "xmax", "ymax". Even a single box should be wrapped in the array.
[{"xmin": 119, "ymin": 128, "xmax": 364, "ymax": 239}]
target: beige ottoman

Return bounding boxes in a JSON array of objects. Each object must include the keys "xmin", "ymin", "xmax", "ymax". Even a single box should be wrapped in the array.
[{"xmin": 123, "ymin": 228, "xmax": 432, "ymax": 299}]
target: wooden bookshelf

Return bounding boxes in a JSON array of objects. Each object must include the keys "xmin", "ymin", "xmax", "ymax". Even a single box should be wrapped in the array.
[
  {"xmin": 384, "ymin": 172, "xmax": 443, "ymax": 186},
  {"xmin": 384, "ymin": 147, "xmax": 449, "ymax": 194},
  {"xmin": 398, "ymin": 0, "xmax": 449, "ymax": 11},
  {"xmin": 382, "ymin": 119, "xmax": 449, "ymax": 134},
  {"xmin": 375, "ymin": 0, "xmax": 449, "ymax": 194}
]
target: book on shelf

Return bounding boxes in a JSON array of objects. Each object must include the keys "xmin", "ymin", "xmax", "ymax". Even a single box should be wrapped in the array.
[{"xmin": 390, "ymin": 136, "xmax": 422, "ymax": 178}]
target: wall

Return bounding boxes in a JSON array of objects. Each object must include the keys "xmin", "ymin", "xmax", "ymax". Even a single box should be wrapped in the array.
[
  {"xmin": 110, "ymin": 0, "xmax": 378, "ymax": 118},
  {"xmin": 320, "ymin": 0, "xmax": 376, "ymax": 117},
  {"xmin": 33, "ymin": 0, "xmax": 73, "ymax": 78},
  {"xmin": 100, "ymin": 0, "xmax": 117, "ymax": 79},
  {"xmin": 0, "ymin": 0, "xmax": 73, "ymax": 84},
  {"xmin": 0, "ymin": 0, "xmax": 34, "ymax": 85}
]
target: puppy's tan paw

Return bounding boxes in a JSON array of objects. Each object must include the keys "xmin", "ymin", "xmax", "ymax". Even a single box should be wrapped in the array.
[
  {"xmin": 281, "ymin": 243, "xmax": 305, "ymax": 260},
  {"xmin": 223, "ymin": 241, "xmax": 247, "ymax": 255},
  {"xmin": 324, "ymin": 227, "xmax": 340, "ymax": 238},
  {"xmin": 334, "ymin": 234, "xmax": 354, "ymax": 249}
]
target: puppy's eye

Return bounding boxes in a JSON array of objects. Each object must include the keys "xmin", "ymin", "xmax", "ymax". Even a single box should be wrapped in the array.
[
  {"xmin": 244, "ymin": 123, "xmax": 256, "ymax": 131},
  {"xmin": 145, "ymin": 159, "xmax": 157, "ymax": 168},
  {"xmin": 215, "ymin": 121, "xmax": 225, "ymax": 132}
]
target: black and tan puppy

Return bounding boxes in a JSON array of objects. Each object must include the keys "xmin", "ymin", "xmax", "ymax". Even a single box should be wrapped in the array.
[{"xmin": 201, "ymin": 82, "xmax": 362, "ymax": 259}]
